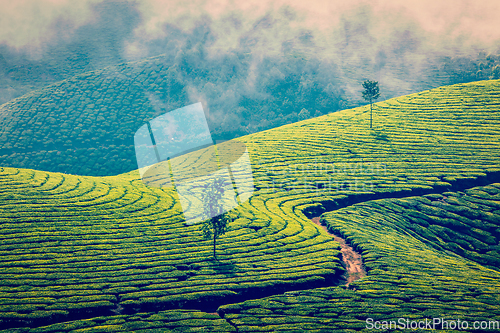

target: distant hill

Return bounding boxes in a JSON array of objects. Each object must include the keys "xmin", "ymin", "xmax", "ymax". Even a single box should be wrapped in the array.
[{"xmin": 0, "ymin": 52, "xmax": 348, "ymax": 176}]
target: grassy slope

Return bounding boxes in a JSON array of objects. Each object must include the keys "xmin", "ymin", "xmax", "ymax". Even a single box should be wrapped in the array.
[
  {"xmin": 240, "ymin": 80, "xmax": 500, "ymax": 212},
  {"xmin": 1, "ymin": 80, "xmax": 500, "ymax": 331}
]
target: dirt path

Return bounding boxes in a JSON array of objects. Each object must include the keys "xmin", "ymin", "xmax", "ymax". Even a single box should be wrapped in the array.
[{"xmin": 310, "ymin": 217, "xmax": 366, "ymax": 286}]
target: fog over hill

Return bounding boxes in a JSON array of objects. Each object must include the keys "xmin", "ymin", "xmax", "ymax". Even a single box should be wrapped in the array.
[{"xmin": 1, "ymin": 0, "xmax": 499, "ymax": 103}]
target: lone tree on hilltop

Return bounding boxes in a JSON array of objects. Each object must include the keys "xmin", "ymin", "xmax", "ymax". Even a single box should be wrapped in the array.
[
  {"xmin": 200, "ymin": 177, "xmax": 234, "ymax": 260},
  {"xmin": 361, "ymin": 80, "xmax": 380, "ymax": 128}
]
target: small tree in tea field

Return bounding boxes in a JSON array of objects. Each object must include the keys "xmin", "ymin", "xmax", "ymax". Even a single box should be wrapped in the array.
[
  {"xmin": 200, "ymin": 177, "xmax": 234, "ymax": 260},
  {"xmin": 362, "ymin": 80, "xmax": 380, "ymax": 128}
]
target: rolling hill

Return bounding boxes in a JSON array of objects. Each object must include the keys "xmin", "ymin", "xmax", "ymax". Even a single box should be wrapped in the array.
[
  {"xmin": 1, "ymin": 80, "xmax": 500, "ymax": 331},
  {"xmin": 0, "ymin": 52, "xmax": 347, "ymax": 178}
]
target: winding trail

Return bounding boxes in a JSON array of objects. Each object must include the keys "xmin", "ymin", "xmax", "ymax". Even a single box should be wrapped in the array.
[
  {"xmin": 303, "ymin": 171, "xmax": 500, "ymax": 287},
  {"xmin": 310, "ymin": 217, "xmax": 366, "ymax": 286}
]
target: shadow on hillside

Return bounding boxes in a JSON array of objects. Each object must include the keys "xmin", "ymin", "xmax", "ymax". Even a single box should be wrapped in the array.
[{"xmin": 211, "ymin": 260, "xmax": 237, "ymax": 278}]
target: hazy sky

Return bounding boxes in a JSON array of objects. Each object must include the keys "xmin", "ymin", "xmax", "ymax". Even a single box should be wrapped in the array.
[
  {"xmin": 0, "ymin": 0, "xmax": 499, "ymax": 107},
  {"xmin": 1, "ymin": 0, "xmax": 499, "ymax": 55}
]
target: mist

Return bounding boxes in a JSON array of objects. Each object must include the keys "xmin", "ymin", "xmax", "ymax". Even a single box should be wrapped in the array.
[{"xmin": 1, "ymin": 0, "xmax": 499, "ymax": 115}]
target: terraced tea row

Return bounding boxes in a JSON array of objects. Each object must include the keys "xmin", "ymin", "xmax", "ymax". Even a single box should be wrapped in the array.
[
  {"xmin": 244, "ymin": 80, "xmax": 500, "ymax": 208},
  {"xmin": 377, "ymin": 189, "xmax": 500, "ymax": 269},
  {"xmin": 220, "ymin": 184, "xmax": 500, "ymax": 332},
  {"xmin": 0, "ymin": 167, "xmax": 343, "ymax": 329},
  {"xmin": 0, "ymin": 309, "xmax": 236, "ymax": 333}
]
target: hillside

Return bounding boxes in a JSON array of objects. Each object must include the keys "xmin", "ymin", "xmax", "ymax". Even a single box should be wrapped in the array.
[
  {"xmin": 0, "ymin": 56, "xmax": 190, "ymax": 177},
  {"xmin": 1, "ymin": 50, "xmax": 498, "ymax": 178},
  {"xmin": 221, "ymin": 184, "xmax": 500, "ymax": 331},
  {"xmin": 0, "ymin": 52, "xmax": 347, "ymax": 177},
  {"xmin": 1, "ymin": 80, "xmax": 500, "ymax": 331}
]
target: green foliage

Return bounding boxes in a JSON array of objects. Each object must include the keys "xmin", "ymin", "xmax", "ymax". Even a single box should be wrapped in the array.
[
  {"xmin": 442, "ymin": 52, "xmax": 500, "ymax": 83},
  {"xmin": 200, "ymin": 177, "xmax": 229, "ymax": 240},
  {"xmin": 0, "ymin": 165, "xmax": 342, "ymax": 329},
  {"xmin": 298, "ymin": 108, "xmax": 311, "ymax": 121},
  {"xmin": 361, "ymin": 80, "xmax": 381, "ymax": 103},
  {"xmin": 0, "ymin": 310, "xmax": 236, "ymax": 332}
]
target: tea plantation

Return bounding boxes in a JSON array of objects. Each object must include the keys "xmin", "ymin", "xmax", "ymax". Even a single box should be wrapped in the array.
[
  {"xmin": 1, "ymin": 80, "xmax": 500, "ymax": 331},
  {"xmin": 0, "ymin": 56, "xmax": 185, "ymax": 176},
  {"xmin": 220, "ymin": 184, "xmax": 500, "ymax": 332},
  {"xmin": 0, "ymin": 166, "xmax": 343, "ymax": 329}
]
